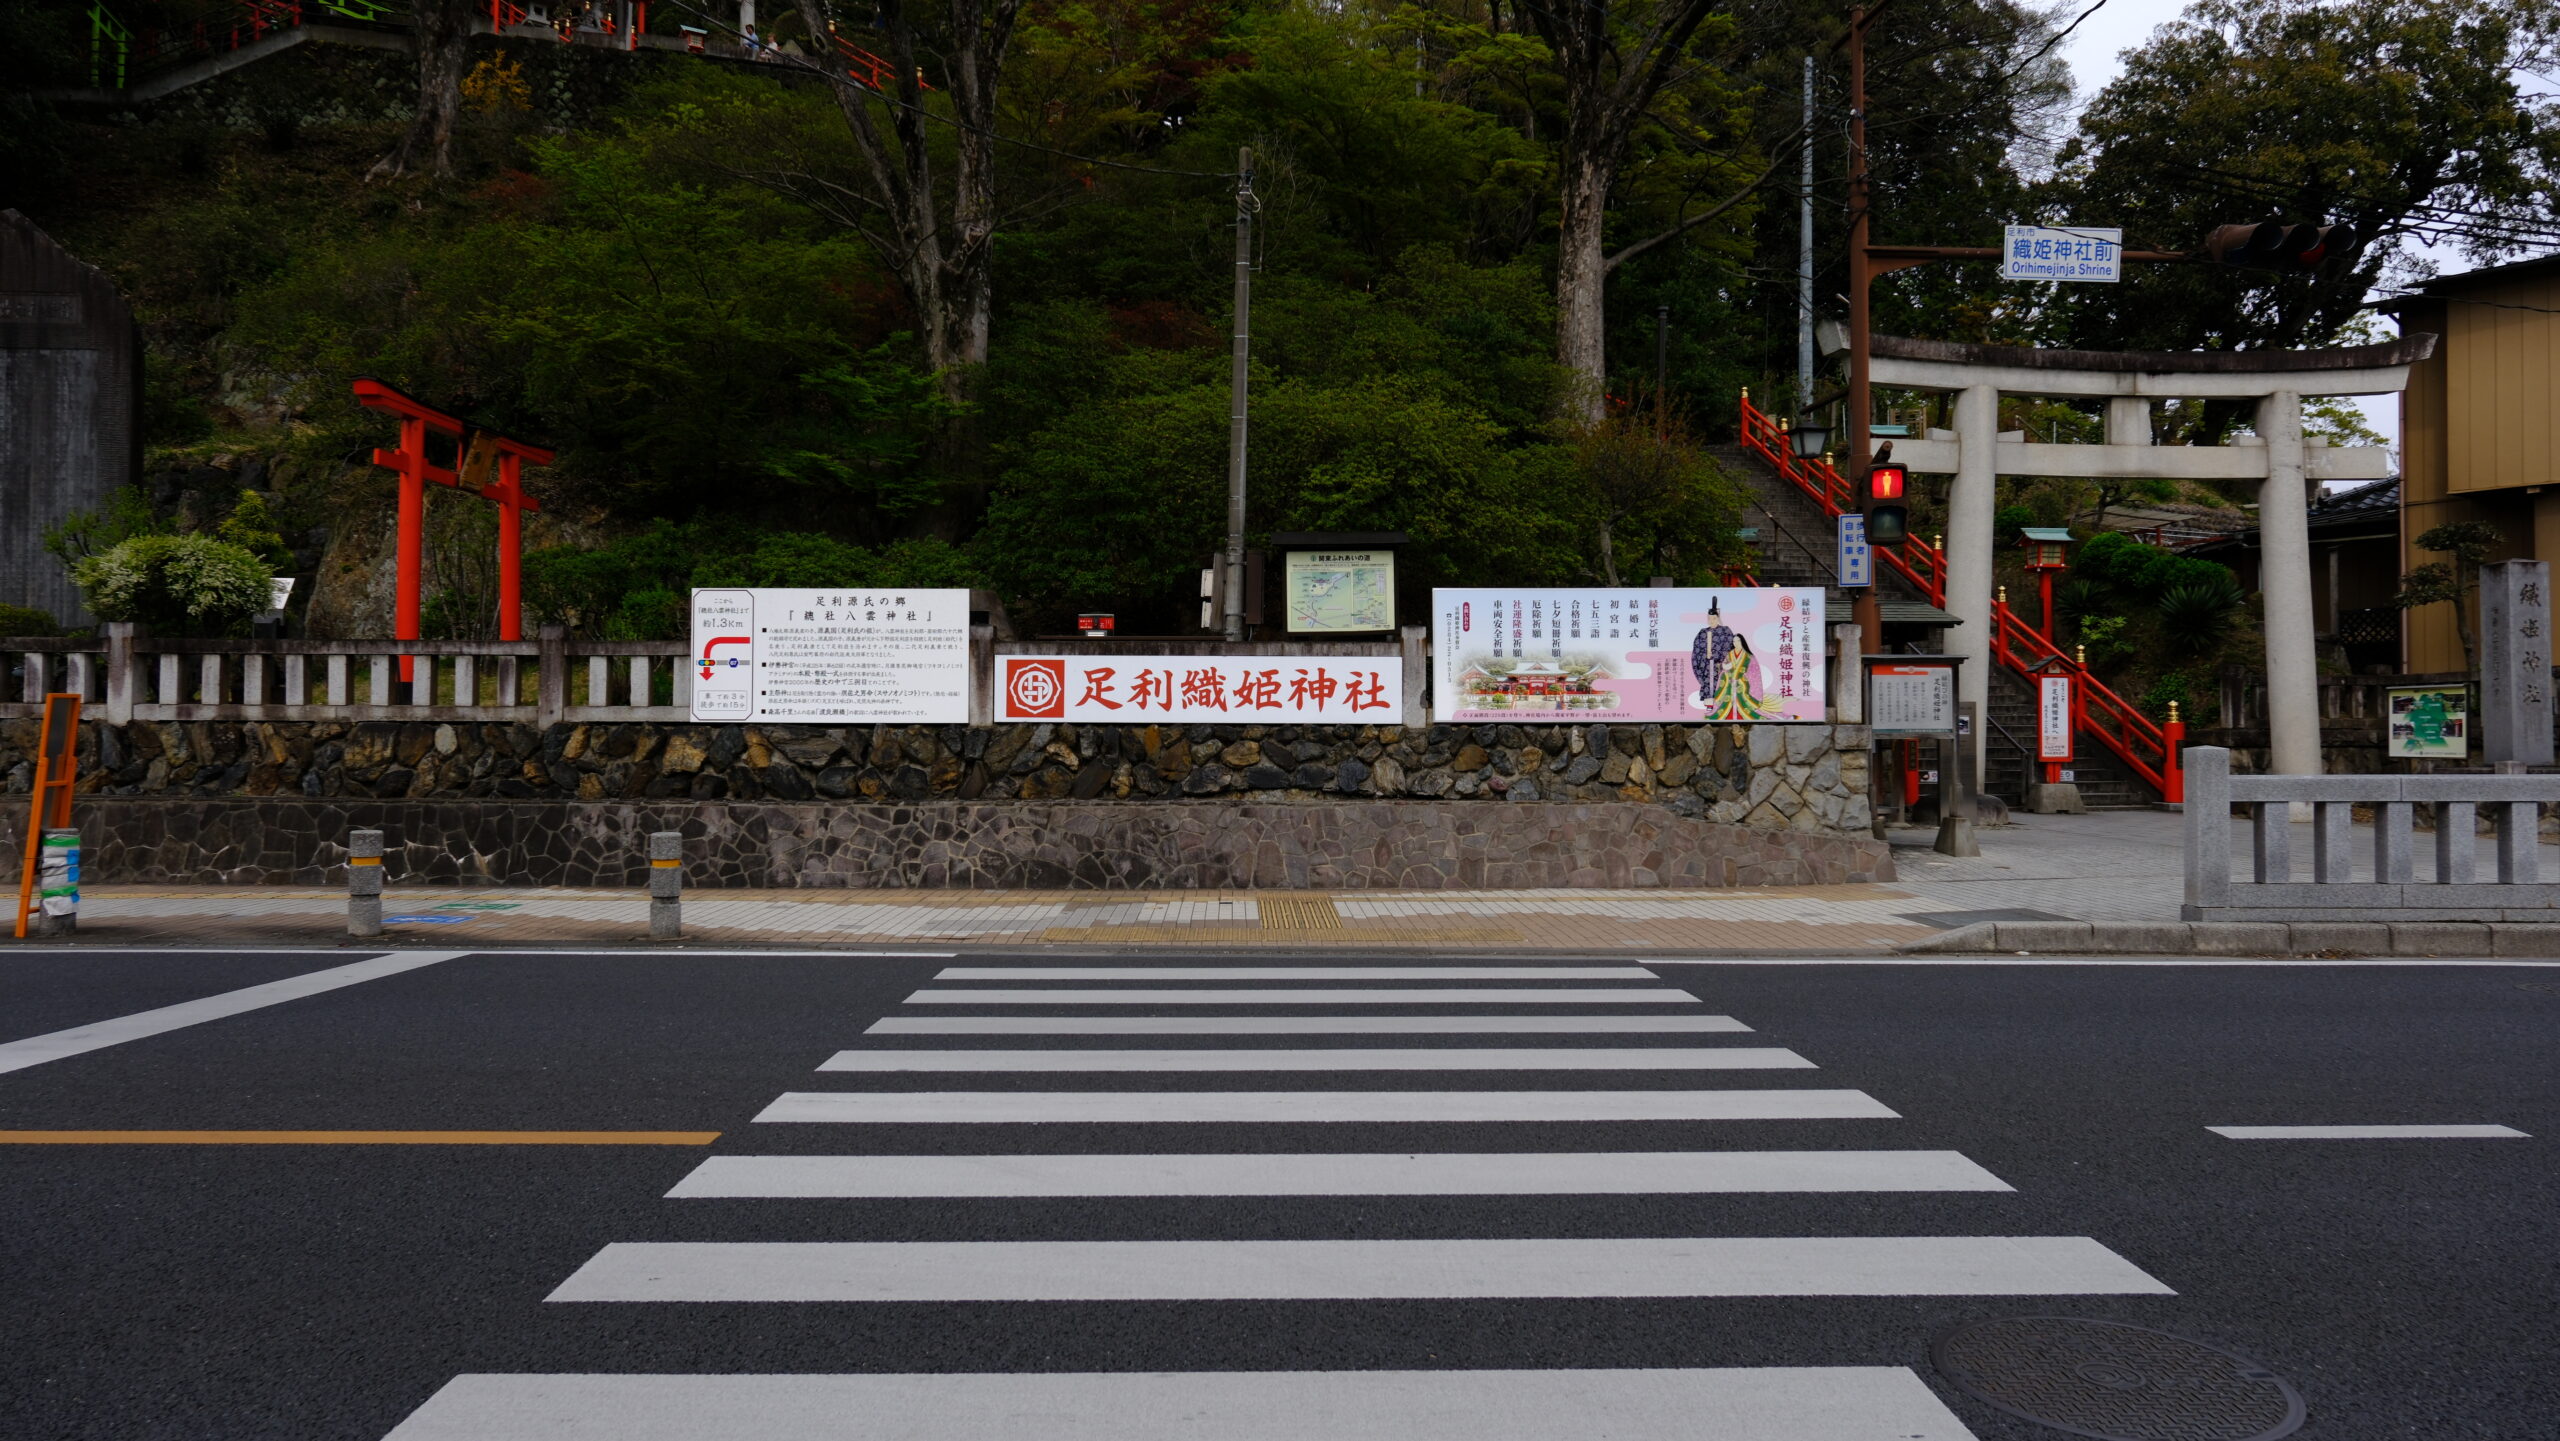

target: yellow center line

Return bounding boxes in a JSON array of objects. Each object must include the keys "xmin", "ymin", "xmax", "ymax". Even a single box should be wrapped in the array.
[{"xmin": 0, "ymin": 1130, "xmax": 721, "ymax": 1145}]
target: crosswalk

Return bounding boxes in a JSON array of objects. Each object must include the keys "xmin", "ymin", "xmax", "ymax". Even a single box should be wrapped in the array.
[{"xmin": 384, "ymin": 955, "xmax": 2175, "ymax": 1440}]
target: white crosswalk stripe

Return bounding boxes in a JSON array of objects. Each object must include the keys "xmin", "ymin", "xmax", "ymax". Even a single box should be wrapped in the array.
[
  {"xmin": 390, "ymin": 957, "xmax": 2177, "ymax": 1441},
  {"xmin": 813, "ymin": 1046, "xmax": 1816, "ymax": 1071},
  {"xmin": 385, "ymin": 1368, "xmax": 1981, "ymax": 1441}
]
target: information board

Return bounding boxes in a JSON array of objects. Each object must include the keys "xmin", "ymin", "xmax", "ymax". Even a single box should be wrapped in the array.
[
  {"xmin": 1868, "ymin": 663, "xmax": 1955, "ymax": 735},
  {"xmin": 2038, "ymin": 675, "xmax": 2074, "ymax": 760},
  {"xmin": 2386, "ymin": 685, "xmax": 2469, "ymax": 759},
  {"xmin": 1432, "ymin": 587, "xmax": 1825, "ymax": 723},
  {"xmin": 689, "ymin": 588, "xmax": 970, "ymax": 724},
  {"xmin": 998, "ymin": 655, "xmax": 1399, "ymax": 723},
  {"xmin": 1284, "ymin": 549, "xmax": 1396, "ymax": 633}
]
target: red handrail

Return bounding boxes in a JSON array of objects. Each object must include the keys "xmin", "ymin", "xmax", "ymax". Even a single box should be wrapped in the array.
[{"xmin": 1736, "ymin": 390, "xmax": 2173, "ymax": 799}]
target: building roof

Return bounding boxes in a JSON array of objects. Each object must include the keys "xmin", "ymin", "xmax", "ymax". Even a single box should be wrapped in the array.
[
  {"xmin": 2183, "ymin": 478, "xmax": 2401, "ymax": 556},
  {"xmin": 2019, "ymin": 527, "xmax": 2075, "ymax": 542},
  {"xmin": 1825, "ymin": 598, "xmax": 1962, "ymax": 627},
  {"xmin": 2403, "ymin": 253, "xmax": 2560, "ymax": 294}
]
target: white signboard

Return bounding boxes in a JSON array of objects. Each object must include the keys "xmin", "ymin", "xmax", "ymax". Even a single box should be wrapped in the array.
[
  {"xmin": 2002, "ymin": 225, "xmax": 2122, "ymax": 283},
  {"xmin": 1837, "ymin": 514, "xmax": 1870, "ymax": 588},
  {"xmin": 689, "ymin": 587, "xmax": 969, "ymax": 724},
  {"xmin": 2038, "ymin": 675, "xmax": 2074, "ymax": 760},
  {"xmin": 1868, "ymin": 662, "xmax": 1955, "ymax": 735},
  {"xmin": 997, "ymin": 654, "xmax": 1400, "ymax": 723},
  {"xmin": 1433, "ymin": 587, "xmax": 1825, "ymax": 723}
]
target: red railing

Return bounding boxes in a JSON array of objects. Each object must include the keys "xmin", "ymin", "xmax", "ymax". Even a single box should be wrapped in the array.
[{"xmin": 1735, "ymin": 390, "xmax": 2183, "ymax": 803}]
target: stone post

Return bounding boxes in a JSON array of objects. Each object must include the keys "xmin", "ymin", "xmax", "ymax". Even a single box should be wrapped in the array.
[
  {"xmin": 968, "ymin": 624, "xmax": 995, "ymax": 727},
  {"xmin": 2478, "ymin": 559, "xmax": 2554, "ymax": 765},
  {"xmin": 1829, "ymin": 623, "xmax": 1863, "ymax": 723},
  {"xmin": 1945, "ymin": 383, "xmax": 1999, "ymax": 788},
  {"xmin": 536, "ymin": 625, "xmax": 568, "ymax": 730},
  {"xmin": 347, "ymin": 828, "xmax": 384, "ymax": 938},
  {"xmin": 2181, "ymin": 746, "xmax": 2231, "ymax": 918},
  {"xmin": 1400, "ymin": 626, "xmax": 1428, "ymax": 728},
  {"xmin": 104, "ymin": 622, "xmax": 138, "ymax": 726},
  {"xmin": 1933, "ymin": 700, "xmax": 1981, "ymax": 857},
  {"xmin": 2256, "ymin": 390, "xmax": 2322, "ymax": 807},
  {"xmin": 648, "ymin": 831, "xmax": 683, "ymax": 939}
]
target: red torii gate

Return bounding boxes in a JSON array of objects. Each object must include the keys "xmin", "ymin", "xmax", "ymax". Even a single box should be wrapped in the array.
[{"xmin": 352, "ymin": 379, "xmax": 553, "ymax": 679}]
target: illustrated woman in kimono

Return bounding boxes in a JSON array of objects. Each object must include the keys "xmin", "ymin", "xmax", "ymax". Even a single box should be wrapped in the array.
[{"xmin": 1690, "ymin": 598, "xmax": 1781, "ymax": 721}]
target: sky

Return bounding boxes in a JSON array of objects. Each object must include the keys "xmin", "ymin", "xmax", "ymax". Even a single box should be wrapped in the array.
[{"xmin": 2049, "ymin": 0, "xmax": 2408, "ymax": 452}]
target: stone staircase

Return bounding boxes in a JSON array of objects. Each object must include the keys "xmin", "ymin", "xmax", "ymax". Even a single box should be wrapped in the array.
[{"xmin": 1983, "ymin": 666, "xmax": 2156, "ymax": 809}]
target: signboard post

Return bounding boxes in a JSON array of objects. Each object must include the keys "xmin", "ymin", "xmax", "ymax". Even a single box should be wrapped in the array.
[
  {"xmin": 1432, "ymin": 587, "xmax": 1825, "ymax": 723},
  {"xmin": 2000, "ymin": 225, "xmax": 2122, "ymax": 283},
  {"xmin": 1866, "ymin": 660, "xmax": 1955, "ymax": 737},
  {"xmin": 1837, "ymin": 513, "xmax": 1870, "ymax": 589},
  {"xmin": 2026, "ymin": 659, "xmax": 2086, "ymax": 814},
  {"xmin": 688, "ymin": 588, "xmax": 970, "ymax": 724}
]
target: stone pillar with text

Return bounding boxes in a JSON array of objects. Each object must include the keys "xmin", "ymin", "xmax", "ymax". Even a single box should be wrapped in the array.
[{"xmin": 2480, "ymin": 559, "xmax": 2555, "ymax": 767}]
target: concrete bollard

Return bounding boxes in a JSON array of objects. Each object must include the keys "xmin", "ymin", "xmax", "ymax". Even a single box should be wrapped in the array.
[
  {"xmin": 347, "ymin": 829, "xmax": 384, "ymax": 938},
  {"xmin": 648, "ymin": 831, "xmax": 682, "ymax": 940},
  {"xmin": 29, "ymin": 828, "xmax": 79, "ymax": 937}
]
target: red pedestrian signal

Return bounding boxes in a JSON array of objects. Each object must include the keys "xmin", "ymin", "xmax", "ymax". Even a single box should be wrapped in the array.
[
  {"xmin": 2202, "ymin": 221, "xmax": 2356, "ymax": 273},
  {"xmin": 1867, "ymin": 462, "xmax": 1908, "ymax": 547}
]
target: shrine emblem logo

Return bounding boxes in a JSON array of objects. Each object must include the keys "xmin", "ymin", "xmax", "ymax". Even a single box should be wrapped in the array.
[{"xmin": 1005, "ymin": 659, "xmax": 1065, "ymax": 718}]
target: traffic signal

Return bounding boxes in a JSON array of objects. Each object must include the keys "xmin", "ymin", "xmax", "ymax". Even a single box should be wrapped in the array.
[
  {"xmin": 2202, "ymin": 221, "xmax": 2356, "ymax": 273},
  {"xmin": 1866, "ymin": 462, "xmax": 1908, "ymax": 547}
]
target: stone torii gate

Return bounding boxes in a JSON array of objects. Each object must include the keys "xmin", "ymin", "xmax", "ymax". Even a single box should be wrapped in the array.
[{"xmin": 1856, "ymin": 333, "xmax": 2434, "ymax": 796}]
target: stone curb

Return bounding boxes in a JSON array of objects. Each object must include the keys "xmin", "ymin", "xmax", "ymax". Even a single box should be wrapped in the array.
[{"xmin": 1898, "ymin": 920, "xmax": 2560, "ymax": 958}]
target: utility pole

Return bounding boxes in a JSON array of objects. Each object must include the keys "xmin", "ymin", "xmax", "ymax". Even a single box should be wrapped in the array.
[
  {"xmin": 1844, "ymin": 5, "xmax": 1882, "ymax": 661},
  {"xmin": 1798, "ymin": 55, "xmax": 1815, "ymax": 414},
  {"xmin": 1224, "ymin": 147, "xmax": 1254, "ymax": 644}
]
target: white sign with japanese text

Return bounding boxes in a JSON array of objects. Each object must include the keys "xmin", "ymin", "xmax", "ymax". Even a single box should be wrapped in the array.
[
  {"xmin": 2002, "ymin": 225, "xmax": 2122, "ymax": 283},
  {"xmin": 2038, "ymin": 675, "xmax": 2074, "ymax": 760},
  {"xmin": 1432, "ymin": 587, "xmax": 1826, "ymax": 723},
  {"xmin": 996, "ymin": 654, "xmax": 1401, "ymax": 723},
  {"xmin": 1868, "ymin": 662, "xmax": 1955, "ymax": 735},
  {"xmin": 688, "ymin": 587, "xmax": 970, "ymax": 724}
]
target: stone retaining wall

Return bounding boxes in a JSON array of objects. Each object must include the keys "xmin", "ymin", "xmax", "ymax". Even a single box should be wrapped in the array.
[
  {"xmin": 3, "ymin": 718, "xmax": 1877, "ymax": 838},
  {"xmin": 53, "ymin": 796, "xmax": 1894, "ymax": 890}
]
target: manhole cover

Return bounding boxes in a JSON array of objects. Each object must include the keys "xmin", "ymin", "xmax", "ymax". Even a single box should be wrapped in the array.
[{"xmin": 1933, "ymin": 1316, "xmax": 2304, "ymax": 1441}]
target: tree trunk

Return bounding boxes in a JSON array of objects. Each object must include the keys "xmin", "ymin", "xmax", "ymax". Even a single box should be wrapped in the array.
[
  {"xmin": 377, "ymin": 0, "xmax": 477, "ymax": 179},
  {"xmin": 1555, "ymin": 149, "xmax": 1614, "ymax": 421}
]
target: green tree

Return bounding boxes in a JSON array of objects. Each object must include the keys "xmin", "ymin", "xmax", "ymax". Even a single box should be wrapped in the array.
[
  {"xmin": 2395, "ymin": 520, "xmax": 2504, "ymax": 673},
  {"xmin": 2048, "ymin": 0, "xmax": 2560, "ymax": 357}
]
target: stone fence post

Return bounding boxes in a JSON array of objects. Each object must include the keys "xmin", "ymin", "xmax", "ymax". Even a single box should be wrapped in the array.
[
  {"xmin": 969, "ymin": 624, "xmax": 994, "ymax": 728},
  {"xmin": 535, "ymin": 626, "xmax": 568, "ymax": 730},
  {"xmin": 648, "ymin": 831, "xmax": 682, "ymax": 939},
  {"xmin": 104, "ymin": 622, "xmax": 138, "ymax": 726},
  {"xmin": 2181, "ymin": 746, "xmax": 2231, "ymax": 915},
  {"xmin": 1400, "ymin": 626, "xmax": 1427, "ymax": 728},
  {"xmin": 347, "ymin": 828, "xmax": 384, "ymax": 938}
]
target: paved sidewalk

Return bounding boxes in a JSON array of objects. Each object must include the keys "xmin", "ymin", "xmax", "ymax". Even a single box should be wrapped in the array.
[{"xmin": 45, "ymin": 810, "xmax": 2558, "ymax": 952}]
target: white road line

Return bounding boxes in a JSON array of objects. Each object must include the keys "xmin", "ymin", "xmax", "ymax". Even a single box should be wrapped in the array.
[
  {"xmin": 2209, "ymin": 1124, "xmax": 2530, "ymax": 1139},
  {"xmin": 753, "ymin": 1090, "xmax": 1899, "ymax": 1123},
  {"xmin": 666, "ymin": 1150, "xmax": 2013, "ymax": 1198},
  {"xmin": 900, "ymin": 988, "xmax": 1697, "ymax": 1005},
  {"xmin": 815, "ymin": 1048, "xmax": 1813, "ymax": 1072},
  {"xmin": 867, "ymin": 1015, "xmax": 1755, "ymax": 1034},
  {"xmin": 383, "ymin": 1368, "xmax": 1983, "ymax": 1441},
  {"xmin": 934, "ymin": 967, "xmax": 1661, "ymax": 980},
  {"xmin": 0, "ymin": 952, "xmax": 469, "ymax": 1077},
  {"xmin": 548, "ymin": 1236, "xmax": 2171, "ymax": 1301}
]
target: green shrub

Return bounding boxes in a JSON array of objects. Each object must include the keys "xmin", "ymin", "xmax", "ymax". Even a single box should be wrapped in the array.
[
  {"xmin": 2156, "ymin": 573, "xmax": 2246, "ymax": 652},
  {"xmin": 71, "ymin": 533, "xmax": 277, "ymax": 635},
  {"xmin": 0, "ymin": 604, "xmax": 60, "ymax": 638}
]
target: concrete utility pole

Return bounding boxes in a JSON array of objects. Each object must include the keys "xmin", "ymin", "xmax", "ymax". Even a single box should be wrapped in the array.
[
  {"xmin": 1799, "ymin": 55, "xmax": 1815, "ymax": 412},
  {"xmin": 1224, "ymin": 147, "xmax": 1255, "ymax": 644}
]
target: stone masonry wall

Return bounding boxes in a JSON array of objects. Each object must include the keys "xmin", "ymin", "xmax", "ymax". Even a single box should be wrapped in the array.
[{"xmin": 0, "ymin": 719, "xmax": 1877, "ymax": 839}]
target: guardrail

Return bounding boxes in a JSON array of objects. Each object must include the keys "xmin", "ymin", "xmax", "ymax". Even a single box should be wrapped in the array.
[{"xmin": 2182, "ymin": 745, "xmax": 2559, "ymax": 921}]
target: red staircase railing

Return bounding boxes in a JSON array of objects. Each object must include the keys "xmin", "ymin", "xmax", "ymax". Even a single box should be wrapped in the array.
[{"xmin": 1736, "ymin": 390, "xmax": 2183, "ymax": 803}]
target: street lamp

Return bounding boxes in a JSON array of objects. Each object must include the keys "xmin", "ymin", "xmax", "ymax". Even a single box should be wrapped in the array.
[
  {"xmin": 2019, "ymin": 526, "xmax": 2073, "ymax": 642},
  {"xmin": 1788, "ymin": 420, "xmax": 1831, "ymax": 460}
]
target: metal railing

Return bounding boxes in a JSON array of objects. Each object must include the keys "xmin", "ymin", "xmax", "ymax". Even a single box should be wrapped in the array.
[
  {"xmin": 2182, "ymin": 745, "xmax": 2558, "ymax": 920},
  {"xmin": 1738, "ymin": 389, "xmax": 2180, "ymax": 801}
]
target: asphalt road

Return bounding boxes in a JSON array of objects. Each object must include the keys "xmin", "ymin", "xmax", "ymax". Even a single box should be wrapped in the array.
[{"xmin": 1, "ymin": 945, "xmax": 2553, "ymax": 1439}]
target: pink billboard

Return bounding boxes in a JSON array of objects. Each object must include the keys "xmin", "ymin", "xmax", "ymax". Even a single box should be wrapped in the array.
[{"xmin": 1431, "ymin": 587, "xmax": 1827, "ymax": 723}]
